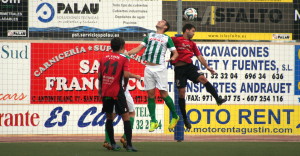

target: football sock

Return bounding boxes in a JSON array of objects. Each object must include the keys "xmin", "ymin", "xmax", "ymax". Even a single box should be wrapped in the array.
[
  {"xmin": 147, "ymin": 98, "xmax": 157, "ymax": 122},
  {"xmin": 105, "ymin": 119, "xmax": 115, "ymax": 144},
  {"xmin": 124, "ymin": 120, "xmax": 132, "ymax": 146},
  {"xmin": 123, "ymin": 117, "xmax": 134, "ymax": 139},
  {"xmin": 204, "ymin": 82, "xmax": 219, "ymax": 101},
  {"xmin": 105, "ymin": 129, "xmax": 110, "ymax": 143},
  {"xmin": 130, "ymin": 117, "xmax": 134, "ymax": 128},
  {"xmin": 163, "ymin": 96, "xmax": 178, "ymax": 118},
  {"xmin": 179, "ymin": 98, "xmax": 187, "ymax": 120}
]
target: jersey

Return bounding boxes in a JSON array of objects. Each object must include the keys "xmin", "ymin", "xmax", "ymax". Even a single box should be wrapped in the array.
[
  {"xmin": 171, "ymin": 36, "xmax": 201, "ymax": 64},
  {"xmin": 99, "ymin": 53, "xmax": 129, "ymax": 97},
  {"xmin": 141, "ymin": 33, "xmax": 176, "ymax": 65}
]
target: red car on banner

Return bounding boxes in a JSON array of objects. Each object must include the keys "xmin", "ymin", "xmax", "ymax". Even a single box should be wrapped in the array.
[{"xmin": 31, "ymin": 43, "xmax": 163, "ymax": 104}]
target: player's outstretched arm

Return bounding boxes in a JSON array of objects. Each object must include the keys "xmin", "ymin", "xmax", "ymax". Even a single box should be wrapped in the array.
[
  {"xmin": 128, "ymin": 44, "xmax": 144, "ymax": 55},
  {"xmin": 196, "ymin": 55, "xmax": 216, "ymax": 75},
  {"xmin": 129, "ymin": 72, "xmax": 141, "ymax": 80}
]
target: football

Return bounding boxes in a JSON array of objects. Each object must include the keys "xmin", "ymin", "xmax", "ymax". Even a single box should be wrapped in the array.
[{"xmin": 184, "ymin": 8, "xmax": 197, "ymax": 20}]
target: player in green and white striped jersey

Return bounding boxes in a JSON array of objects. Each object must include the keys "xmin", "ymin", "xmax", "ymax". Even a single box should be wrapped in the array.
[
  {"xmin": 128, "ymin": 20, "xmax": 180, "ymax": 132},
  {"xmin": 141, "ymin": 32, "xmax": 176, "ymax": 65}
]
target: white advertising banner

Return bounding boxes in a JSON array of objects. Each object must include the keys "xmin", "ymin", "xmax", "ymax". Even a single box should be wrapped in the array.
[
  {"xmin": 167, "ymin": 44, "xmax": 299, "ymax": 105},
  {"xmin": 0, "ymin": 42, "xmax": 30, "ymax": 104},
  {"xmin": 29, "ymin": 0, "xmax": 162, "ymax": 39},
  {"xmin": 0, "ymin": 104, "xmax": 164, "ymax": 134}
]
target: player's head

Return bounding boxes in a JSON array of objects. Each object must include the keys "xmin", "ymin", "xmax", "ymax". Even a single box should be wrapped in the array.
[
  {"xmin": 156, "ymin": 19, "xmax": 170, "ymax": 32},
  {"xmin": 110, "ymin": 37, "xmax": 125, "ymax": 52},
  {"xmin": 182, "ymin": 24, "xmax": 196, "ymax": 39}
]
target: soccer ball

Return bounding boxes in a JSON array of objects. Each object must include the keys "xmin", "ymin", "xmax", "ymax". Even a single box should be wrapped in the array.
[{"xmin": 184, "ymin": 8, "xmax": 197, "ymax": 20}]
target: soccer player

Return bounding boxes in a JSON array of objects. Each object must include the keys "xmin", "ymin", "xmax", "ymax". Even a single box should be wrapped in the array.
[
  {"xmin": 171, "ymin": 24, "xmax": 227, "ymax": 129},
  {"xmin": 128, "ymin": 19, "xmax": 180, "ymax": 132},
  {"xmin": 98, "ymin": 37, "xmax": 137, "ymax": 152},
  {"xmin": 118, "ymin": 64, "xmax": 141, "ymax": 148},
  {"xmin": 103, "ymin": 56, "xmax": 141, "ymax": 150}
]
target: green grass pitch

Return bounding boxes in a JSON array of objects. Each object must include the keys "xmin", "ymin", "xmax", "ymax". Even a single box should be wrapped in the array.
[{"xmin": 1, "ymin": 142, "xmax": 300, "ymax": 156}]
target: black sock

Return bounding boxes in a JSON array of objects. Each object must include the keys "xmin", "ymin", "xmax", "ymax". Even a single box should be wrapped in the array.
[
  {"xmin": 105, "ymin": 119, "xmax": 115, "ymax": 144},
  {"xmin": 124, "ymin": 120, "xmax": 132, "ymax": 146},
  {"xmin": 179, "ymin": 98, "xmax": 187, "ymax": 120},
  {"xmin": 204, "ymin": 82, "xmax": 219, "ymax": 101}
]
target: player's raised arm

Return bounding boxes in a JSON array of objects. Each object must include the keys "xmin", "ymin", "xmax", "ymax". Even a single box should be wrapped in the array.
[{"xmin": 128, "ymin": 44, "xmax": 144, "ymax": 55}]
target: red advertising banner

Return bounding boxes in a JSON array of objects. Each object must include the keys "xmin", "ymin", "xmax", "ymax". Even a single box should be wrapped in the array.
[{"xmin": 31, "ymin": 43, "xmax": 163, "ymax": 104}]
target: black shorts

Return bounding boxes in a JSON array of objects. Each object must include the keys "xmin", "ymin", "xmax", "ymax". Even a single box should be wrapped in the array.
[
  {"xmin": 174, "ymin": 63, "xmax": 204, "ymax": 88},
  {"xmin": 101, "ymin": 88, "xmax": 129, "ymax": 115}
]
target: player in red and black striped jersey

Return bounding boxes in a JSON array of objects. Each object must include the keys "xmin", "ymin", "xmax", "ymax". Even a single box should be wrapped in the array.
[
  {"xmin": 171, "ymin": 24, "xmax": 227, "ymax": 129},
  {"xmin": 98, "ymin": 37, "xmax": 137, "ymax": 152}
]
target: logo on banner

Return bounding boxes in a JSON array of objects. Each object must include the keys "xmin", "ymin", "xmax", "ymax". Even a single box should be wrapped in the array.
[
  {"xmin": 36, "ymin": 2, "xmax": 55, "ymax": 23},
  {"xmin": 272, "ymin": 34, "xmax": 290, "ymax": 40},
  {"xmin": 57, "ymin": 3, "xmax": 99, "ymax": 14},
  {"xmin": 0, "ymin": 44, "xmax": 28, "ymax": 59},
  {"xmin": 184, "ymin": 6, "xmax": 283, "ymax": 25},
  {"xmin": 7, "ymin": 30, "xmax": 26, "ymax": 36},
  {"xmin": 35, "ymin": 2, "xmax": 100, "ymax": 24}
]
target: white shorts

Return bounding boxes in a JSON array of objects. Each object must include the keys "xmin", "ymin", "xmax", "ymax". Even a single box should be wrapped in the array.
[
  {"xmin": 144, "ymin": 64, "xmax": 168, "ymax": 91},
  {"xmin": 124, "ymin": 89, "xmax": 135, "ymax": 112},
  {"xmin": 112, "ymin": 88, "xmax": 135, "ymax": 113}
]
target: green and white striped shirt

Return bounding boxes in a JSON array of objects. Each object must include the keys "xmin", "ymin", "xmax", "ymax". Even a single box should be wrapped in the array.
[{"xmin": 141, "ymin": 33, "xmax": 176, "ymax": 65}]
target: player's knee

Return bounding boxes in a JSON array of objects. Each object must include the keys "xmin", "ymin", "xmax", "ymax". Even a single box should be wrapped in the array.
[
  {"xmin": 198, "ymin": 75, "xmax": 208, "ymax": 84},
  {"xmin": 179, "ymin": 94, "xmax": 185, "ymax": 99},
  {"xmin": 147, "ymin": 89, "xmax": 156, "ymax": 98},
  {"xmin": 121, "ymin": 112, "xmax": 130, "ymax": 121},
  {"xmin": 148, "ymin": 94, "xmax": 155, "ymax": 99},
  {"xmin": 178, "ymin": 89, "xmax": 186, "ymax": 98},
  {"xmin": 106, "ymin": 113, "xmax": 114, "ymax": 120},
  {"xmin": 159, "ymin": 90, "xmax": 169, "ymax": 98},
  {"xmin": 129, "ymin": 112, "xmax": 135, "ymax": 117}
]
